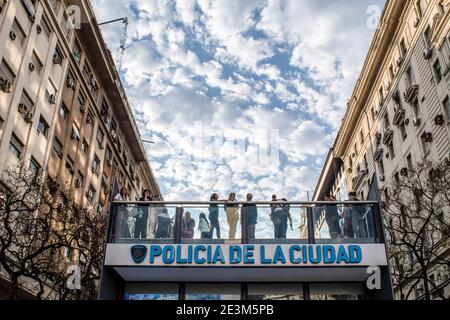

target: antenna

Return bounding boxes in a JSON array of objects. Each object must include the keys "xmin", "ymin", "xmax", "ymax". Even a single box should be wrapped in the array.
[{"xmin": 98, "ymin": 17, "xmax": 129, "ymax": 72}]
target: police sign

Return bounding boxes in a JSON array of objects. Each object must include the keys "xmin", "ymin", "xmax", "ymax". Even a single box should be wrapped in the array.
[{"xmin": 105, "ymin": 244, "xmax": 388, "ymax": 267}]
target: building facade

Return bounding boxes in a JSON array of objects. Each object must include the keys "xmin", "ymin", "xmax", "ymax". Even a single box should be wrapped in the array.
[
  {"xmin": 0, "ymin": 0, "xmax": 161, "ymax": 297},
  {"xmin": 314, "ymin": 0, "xmax": 450, "ymax": 300}
]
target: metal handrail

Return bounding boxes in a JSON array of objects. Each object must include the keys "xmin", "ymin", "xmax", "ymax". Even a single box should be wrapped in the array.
[{"xmin": 111, "ymin": 200, "xmax": 379, "ymax": 206}]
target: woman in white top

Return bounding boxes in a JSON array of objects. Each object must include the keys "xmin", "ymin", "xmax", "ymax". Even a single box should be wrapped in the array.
[{"xmin": 114, "ymin": 187, "xmax": 131, "ymax": 239}]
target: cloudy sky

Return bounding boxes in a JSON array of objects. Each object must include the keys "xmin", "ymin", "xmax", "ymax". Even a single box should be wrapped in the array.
[{"xmin": 92, "ymin": 0, "xmax": 385, "ymax": 202}]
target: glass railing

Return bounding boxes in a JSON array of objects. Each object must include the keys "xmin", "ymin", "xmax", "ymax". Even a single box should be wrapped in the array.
[{"xmin": 108, "ymin": 201, "xmax": 383, "ymax": 244}]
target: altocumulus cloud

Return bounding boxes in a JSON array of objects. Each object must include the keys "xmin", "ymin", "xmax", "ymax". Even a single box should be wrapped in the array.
[{"xmin": 92, "ymin": 0, "xmax": 384, "ymax": 201}]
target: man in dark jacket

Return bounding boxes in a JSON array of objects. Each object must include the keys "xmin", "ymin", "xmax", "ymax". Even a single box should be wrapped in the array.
[
  {"xmin": 243, "ymin": 193, "xmax": 258, "ymax": 239},
  {"xmin": 324, "ymin": 193, "xmax": 341, "ymax": 238}
]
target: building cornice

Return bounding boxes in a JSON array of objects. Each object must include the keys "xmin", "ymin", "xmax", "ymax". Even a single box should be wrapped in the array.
[{"xmin": 333, "ymin": 0, "xmax": 408, "ymax": 158}]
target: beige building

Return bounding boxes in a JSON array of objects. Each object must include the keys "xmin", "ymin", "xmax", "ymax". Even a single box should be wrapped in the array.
[
  {"xmin": 0, "ymin": 0, "xmax": 161, "ymax": 298},
  {"xmin": 0, "ymin": 0, "xmax": 161, "ymax": 207},
  {"xmin": 314, "ymin": 0, "xmax": 450, "ymax": 299}
]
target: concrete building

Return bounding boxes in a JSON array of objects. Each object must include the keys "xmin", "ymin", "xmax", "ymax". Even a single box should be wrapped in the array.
[
  {"xmin": 314, "ymin": 0, "xmax": 450, "ymax": 300},
  {"xmin": 0, "ymin": 0, "xmax": 161, "ymax": 297}
]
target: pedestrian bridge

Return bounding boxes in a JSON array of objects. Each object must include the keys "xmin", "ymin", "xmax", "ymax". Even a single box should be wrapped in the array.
[{"xmin": 99, "ymin": 201, "xmax": 393, "ymax": 300}]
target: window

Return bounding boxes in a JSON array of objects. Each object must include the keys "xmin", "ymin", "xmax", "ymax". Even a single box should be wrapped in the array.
[
  {"xmin": 379, "ymin": 87, "xmax": 384, "ymax": 105},
  {"xmin": 66, "ymin": 156, "xmax": 75, "ymax": 175},
  {"xmin": 383, "ymin": 112, "xmax": 390, "ymax": 130},
  {"xmin": 407, "ymin": 154, "xmax": 414, "ymax": 171},
  {"xmin": 59, "ymin": 103, "xmax": 69, "ymax": 120},
  {"xmin": 87, "ymin": 184, "xmax": 96, "ymax": 202},
  {"xmin": 424, "ymin": 26, "xmax": 432, "ymax": 49},
  {"xmin": 105, "ymin": 146, "xmax": 112, "ymax": 162},
  {"xmin": 359, "ymin": 130, "xmax": 364, "ymax": 144},
  {"xmin": 97, "ymin": 128, "xmax": 105, "ymax": 145},
  {"xmin": 82, "ymin": 64, "xmax": 92, "ymax": 83},
  {"xmin": 18, "ymin": 90, "xmax": 34, "ymax": 114},
  {"xmin": 433, "ymin": 59, "xmax": 443, "ymax": 83},
  {"xmin": 73, "ymin": 41, "xmax": 82, "ymax": 64},
  {"xmin": 0, "ymin": 0, "xmax": 7, "ymax": 15},
  {"xmin": 412, "ymin": 98, "xmax": 422, "ymax": 123},
  {"xmin": 388, "ymin": 142, "xmax": 396, "ymax": 159},
  {"xmin": 71, "ymin": 124, "xmax": 80, "ymax": 141},
  {"xmin": 76, "ymin": 171, "xmax": 84, "ymax": 187},
  {"xmin": 40, "ymin": 17, "xmax": 51, "ymax": 40},
  {"xmin": 53, "ymin": 44, "xmax": 63, "ymax": 65},
  {"xmin": 0, "ymin": 58, "xmax": 16, "ymax": 92},
  {"xmin": 378, "ymin": 159, "xmax": 385, "ymax": 176},
  {"xmin": 416, "ymin": 0, "xmax": 424, "ymax": 18},
  {"xmin": 52, "ymin": 137, "xmax": 63, "ymax": 157},
  {"xmin": 9, "ymin": 134, "xmax": 23, "ymax": 159},
  {"xmin": 405, "ymin": 67, "xmax": 415, "ymax": 88},
  {"xmin": 389, "ymin": 65, "xmax": 395, "ymax": 82},
  {"xmin": 86, "ymin": 110, "xmax": 94, "ymax": 125},
  {"xmin": 438, "ymin": 0, "xmax": 445, "ymax": 15},
  {"xmin": 37, "ymin": 116, "xmax": 50, "ymax": 138},
  {"xmin": 399, "ymin": 122, "xmax": 407, "ymax": 141},
  {"xmin": 92, "ymin": 155, "xmax": 100, "ymax": 175},
  {"xmin": 100, "ymin": 100, "xmax": 109, "ymax": 120},
  {"xmin": 61, "ymin": 12, "xmax": 71, "ymax": 40},
  {"xmin": 370, "ymin": 106, "xmax": 376, "ymax": 123},
  {"xmin": 29, "ymin": 157, "xmax": 41, "ymax": 178},
  {"xmin": 77, "ymin": 93, "xmax": 85, "ymax": 107},
  {"xmin": 66, "ymin": 70, "xmax": 76, "ymax": 89},
  {"xmin": 98, "ymin": 201, "xmax": 105, "ymax": 213},
  {"xmin": 30, "ymin": 51, "xmax": 43, "ymax": 75},
  {"xmin": 400, "ymin": 39, "xmax": 407, "ymax": 58},
  {"xmin": 363, "ymin": 154, "xmax": 368, "ymax": 170},
  {"xmin": 443, "ymin": 96, "xmax": 450, "ymax": 122},
  {"xmin": 81, "ymin": 139, "xmax": 89, "ymax": 154},
  {"xmin": 421, "ymin": 133, "xmax": 431, "ymax": 156},
  {"xmin": 10, "ymin": 19, "xmax": 26, "ymax": 48},
  {"xmin": 0, "ymin": 117, "xmax": 4, "ymax": 137}
]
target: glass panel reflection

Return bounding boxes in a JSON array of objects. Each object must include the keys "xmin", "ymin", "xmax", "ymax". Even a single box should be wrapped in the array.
[
  {"xmin": 248, "ymin": 283, "xmax": 304, "ymax": 300},
  {"xmin": 185, "ymin": 283, "xmax": 241, "ymax": 300}
]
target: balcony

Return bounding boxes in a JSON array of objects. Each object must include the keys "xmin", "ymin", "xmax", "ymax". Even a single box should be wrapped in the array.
[
  {"xmin": 382, "ymin": 129, "xmax": 394, "ymax": 145},
  {"xmin": 393, "ymin": 106, "xmax": 406, "ymax": 126},
  {"xmin": 107, "ymin": 201, "xmax": 385, "ymax": 246},
  {"xmin": 101, "ymin": 200, "xmax": 391, "ymax": 300},
  {"xmin": 374, "ymin": 148, "xmax": 384, "ymax": 162},
  {"xmin": 404, "ymin": 84, "xmax": 419, "ymax": 104}
]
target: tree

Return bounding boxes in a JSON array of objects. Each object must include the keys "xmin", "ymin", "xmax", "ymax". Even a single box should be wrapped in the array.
[
  {"xmin": 380, "ymin": 159, "xmax": 450, "ymax": 300},
  {"xmin": 0, "ymin": 164, "xmax": 107, "ymax": 300}
]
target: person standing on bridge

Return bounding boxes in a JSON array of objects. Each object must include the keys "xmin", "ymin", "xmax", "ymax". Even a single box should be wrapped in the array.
[
  {"xmin": 209, "ymin": 193, "xmax": 221, "ymax": 239},
  {"xmin": 242, "ymin": 193, "xmax": 258, "ymax": 239},
  {"xmin": 225, "ymin": 192, "xmax": 239, "ymax": 239},
  {"xmin": 134, "ymin": 189, "xmax": 152, "ymax": 239},
  {"xmin": 324, "ymin": 193, "xmax": 342, "ymax": 238},
  {"xmin": 114, "ymin": 187, "xmax": 131, "ymax": 239}
]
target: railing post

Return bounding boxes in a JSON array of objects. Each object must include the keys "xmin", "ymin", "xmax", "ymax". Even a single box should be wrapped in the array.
[
  {"xmin": 174, "ymin": 206, "xmax": 183, "ymax": 244},
  {"xmin": 241, "ymin": 206, "xmax": 248, "ymax": 244},
  {"xmin": 307, "ymin": 206, "xmax": 315, "ymax": 244}
]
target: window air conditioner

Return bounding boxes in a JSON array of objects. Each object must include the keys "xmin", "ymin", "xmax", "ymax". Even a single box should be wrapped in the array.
[
  {"xmin": 24, "ymin": 111, "xmax": 34, "ymax": 123},
  {"xmin": 18, "ymin": 103, "xmax": 29, "ymax": 114}
]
